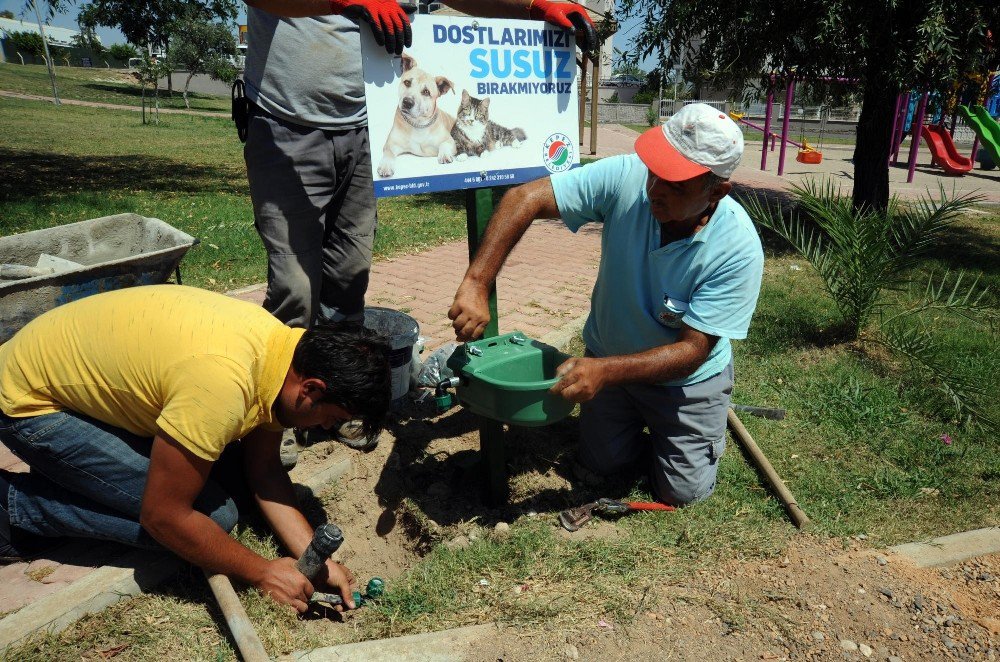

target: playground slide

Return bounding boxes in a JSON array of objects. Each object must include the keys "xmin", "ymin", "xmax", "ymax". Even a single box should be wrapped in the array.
[
  {"xmin": 920, "ymin": 125, "xmax": 974, "ymax": 175},
  {"xmin": 958, "ymin": 104, "xmax": 1000, "ymax": 166}
]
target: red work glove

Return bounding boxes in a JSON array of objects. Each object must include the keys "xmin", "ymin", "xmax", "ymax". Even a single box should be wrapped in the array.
[
  {"xmin": 329, "ymin": 0, "xmax": 414, "ymax": 55},
  {"xmin": 528, "ymin": 0, "xmax": 598, "ymax": 52}
]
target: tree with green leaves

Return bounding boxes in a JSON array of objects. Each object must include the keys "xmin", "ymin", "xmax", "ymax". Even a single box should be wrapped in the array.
[
  {"xmin": 72, "ymin": 4, "xmax": 105, "ymax": 55},
  {"xmin": 617, "ymin": 0, "xmax": 1000, "ymax": 211},
  {"xmin": 6, "ymin": 30, "xmax": 46, "ymax": 61},
  {"xmin": 131, "ymin": 50, "xmax": 172, "ymax": 124},
  {"xmin": 611, "ymin": 58, "xmax": 645, "ymax": 80},
  {"xmin": 0, "ymin": 9, "xmax": 15, "ymax": 19},
  {"xmin": 69, "ymin": 0, "xmax": 236, "ymax": 92},
  {"xmin": 167, "ymin": 14, "xmax": 238, "ymax": 109},
  {"xmin": 107, "ymin": 42, "xmax": 137, "ymax": 65},
  {"xmin": 65, "ymin": 0, "xmax": 236, "ymax": 51}
]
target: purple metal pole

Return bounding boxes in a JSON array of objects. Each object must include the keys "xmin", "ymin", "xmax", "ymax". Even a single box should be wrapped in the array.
[
  {"xmin": 969, "ymin": 73, "xmax": 995, "ymax": 163},
  {"xmin": 761, "ymin": 87, "xmax": 774, "ymax": 171},
  {"xmin": 777, "ymin": 78, "xmax": 795, "ymax": 176},
  {"xmin": 893, "ymin": 92, "xmax": 911, "ymax": 165},
  {"xmin": 888, "ymin": 93, "xmax": 902, "ymax": 166},
  {"xmin": 906, "ymin": 91, "xmax": 929, "ymax": 183}
]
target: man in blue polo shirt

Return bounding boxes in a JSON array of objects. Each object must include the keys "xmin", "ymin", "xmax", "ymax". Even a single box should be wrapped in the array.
[{"xmin": 448, "ymin": 103, "xmax": 764, "ymax": 506}]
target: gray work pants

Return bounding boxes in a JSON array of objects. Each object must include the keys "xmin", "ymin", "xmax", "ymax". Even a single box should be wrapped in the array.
[
  {"xmin": 245, "ymin": 107, "xmax": 377, "ymax": 327},
  {"xmin": 578, "ymin": 362, "xmax": 734, "ymax": 506}
]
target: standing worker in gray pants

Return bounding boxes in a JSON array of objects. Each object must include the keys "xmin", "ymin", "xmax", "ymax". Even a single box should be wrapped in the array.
[
  {"xmin": 242, "ymin": 0, "xmax": 598, "ymax": 329},
  {"xmin": 449, "ymin": 105, "xmax": 765, "ymax": 506}
]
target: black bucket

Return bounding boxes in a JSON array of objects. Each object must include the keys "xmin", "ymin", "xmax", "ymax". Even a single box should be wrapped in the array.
[{"xmin": 363, "ymin": 307, "xmax": 420, "ymax": 407}]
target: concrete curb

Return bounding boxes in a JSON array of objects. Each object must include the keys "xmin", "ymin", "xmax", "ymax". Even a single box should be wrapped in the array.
[
  {"xmin": 889, "ymin": 527, "xmax": 1000, "ymax": 567},
  {"xmin": 0, "ymin": 551, "xmax": 180, "ymax": 651},
  {"xmin": 280, "ymin": 623, "xmax": 496, "ymax": 661},
  {"xmin": 0, "ymin": 450, "xmax": 355, "ymax": 652}
]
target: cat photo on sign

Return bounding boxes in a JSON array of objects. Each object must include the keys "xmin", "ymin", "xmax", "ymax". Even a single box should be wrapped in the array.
[{"xmin": 451, "ymin": 90, "xmax": 527, "ymax": 161}]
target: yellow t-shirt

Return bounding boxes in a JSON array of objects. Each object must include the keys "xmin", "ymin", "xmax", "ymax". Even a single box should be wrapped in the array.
[{"xmin": 0, "ymin": 285, "xmax": 305, "ymax": 461}]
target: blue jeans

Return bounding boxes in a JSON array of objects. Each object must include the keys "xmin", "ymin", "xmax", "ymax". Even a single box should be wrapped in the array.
[{"xmin": 1, "ymin": 410, "xmax": 238, "ymax": 549}]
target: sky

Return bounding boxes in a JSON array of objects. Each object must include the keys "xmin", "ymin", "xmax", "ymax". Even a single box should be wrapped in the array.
[
  {"xmin": 0, "ymin": 0, "xmax": 651, "ymax": 71},
  {"xmin": 0, "ymin": 0, "xmax": 249, "ymax": 47}
]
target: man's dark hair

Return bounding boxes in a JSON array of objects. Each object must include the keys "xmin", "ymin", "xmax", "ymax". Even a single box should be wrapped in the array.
[{"xmin": 292, "ymin": 323, "xmax": 392, "ymax": 438}]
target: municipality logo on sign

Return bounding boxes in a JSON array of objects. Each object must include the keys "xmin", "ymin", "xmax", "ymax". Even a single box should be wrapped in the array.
[{"xmin": 542, "ymin": 133, "xmax": 573, "ymax": 173}]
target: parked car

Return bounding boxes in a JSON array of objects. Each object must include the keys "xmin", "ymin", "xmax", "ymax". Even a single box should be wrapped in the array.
[{"xmin": 602, "ymin": 74, "xmax": 645, "ymax": 87}]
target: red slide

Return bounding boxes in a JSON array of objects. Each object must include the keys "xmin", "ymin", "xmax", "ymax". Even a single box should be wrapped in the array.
[{"xmin": 920, "ymin": 124, "xmax": 973, "ymax": 175}]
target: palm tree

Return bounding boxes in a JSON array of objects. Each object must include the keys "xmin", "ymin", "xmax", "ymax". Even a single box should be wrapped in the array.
[{"xmin": 742, "ymin": 180, "xmax": 994, "ymax": 424}]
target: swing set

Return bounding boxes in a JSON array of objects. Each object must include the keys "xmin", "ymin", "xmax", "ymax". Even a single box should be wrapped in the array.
[
  {"xmin": 728, "ymin": 110, "xmax": 827, "ymax": 164},
  {"xmin": 731, "ymin": 75, "xmax": 855, "ymax": 175}
]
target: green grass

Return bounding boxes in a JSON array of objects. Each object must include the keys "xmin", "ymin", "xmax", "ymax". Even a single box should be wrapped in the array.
[
  {"xmin": 0, "ymin": 98, "xmax": 472, "ymax": 291},
  {"xmin": 0, "ymin": 62, "xmax": 230, "ymax": 112}
]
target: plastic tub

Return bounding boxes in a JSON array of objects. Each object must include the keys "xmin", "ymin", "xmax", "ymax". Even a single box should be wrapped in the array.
[
  {"xmin": 447, "ymin": 331, "xmax": 574, "ymax": 427},
  {"xmin": 362, "ymin": 307, "xmax": 420, "ymax": 407}
]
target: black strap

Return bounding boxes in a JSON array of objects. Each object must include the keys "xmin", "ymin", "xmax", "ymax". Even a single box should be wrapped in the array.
[{"xmin": 231, "ymin": 79, "xmax": 249, "ymax": 144}]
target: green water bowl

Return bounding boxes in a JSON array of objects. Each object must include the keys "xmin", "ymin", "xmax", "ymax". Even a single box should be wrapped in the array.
[{"xmin": 446, "ymin": 331, "xmax": 574, "ymax": 427}]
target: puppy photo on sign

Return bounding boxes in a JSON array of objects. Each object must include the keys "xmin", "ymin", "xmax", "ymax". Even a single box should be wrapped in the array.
[{"xmin": 377, "ymin": 54, "xmax": 458, "ymax": 178}]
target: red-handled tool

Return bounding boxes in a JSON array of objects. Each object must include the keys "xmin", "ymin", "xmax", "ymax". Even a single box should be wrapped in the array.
[{"xmin": 558, "ymin": 498, "xmax": 675, "ymax": 532}]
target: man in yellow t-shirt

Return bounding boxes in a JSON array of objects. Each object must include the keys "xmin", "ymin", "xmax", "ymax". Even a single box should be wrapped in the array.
[{"xmin": 0, "ymin": 285, "xmax": 390, "ymax": 613}]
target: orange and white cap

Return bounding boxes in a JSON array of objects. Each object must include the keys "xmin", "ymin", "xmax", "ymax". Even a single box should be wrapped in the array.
[{"xmin": 635, "ymin": 103, "xmax": 744, "ymax": 181}]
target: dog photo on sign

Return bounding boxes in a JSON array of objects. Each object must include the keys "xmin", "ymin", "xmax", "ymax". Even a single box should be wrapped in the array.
[{"xmin": 377, "ymin": 53, "xmax": 458, "ymax": 178}]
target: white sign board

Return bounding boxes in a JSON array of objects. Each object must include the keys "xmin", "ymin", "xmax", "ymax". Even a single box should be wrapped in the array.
[{"xmin": 362, "ymin": 14, "xmax": 580, "ymax": 198}]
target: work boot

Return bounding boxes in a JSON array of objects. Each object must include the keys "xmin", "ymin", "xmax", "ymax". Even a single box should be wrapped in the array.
[
  {"xmin": 279, "ymin": 429, "xmax": 301, "ymax": 471},
  {"xmin": 333, "ymin": 420, "xmax": 381, "ymax": 453}
]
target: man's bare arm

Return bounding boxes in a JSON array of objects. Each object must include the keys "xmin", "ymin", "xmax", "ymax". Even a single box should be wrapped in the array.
[
  {"xmin": 449, "ymin": 178, "xmax": 560, "ymax": 340},
  {"xmin": 550, "ymin": 326, "xmax": 720, "ymax": 403},
  {"xmin": 141, "ymin": 432, "xmax": 314, "ymax": 611},
  {"xmin": 242, "ymin": 428, "xmax": 357, "ymax": 608}
]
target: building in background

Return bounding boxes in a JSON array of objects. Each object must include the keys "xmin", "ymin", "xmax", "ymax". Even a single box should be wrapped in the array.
[{"xmin": 0, "ymin": 16, "xmax": 83, "ymax": 49}]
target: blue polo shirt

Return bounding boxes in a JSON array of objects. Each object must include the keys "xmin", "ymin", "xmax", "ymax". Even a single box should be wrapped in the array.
[{"xmin": 550, "ymin": 154, "xmax": 764, "ymax": 386}]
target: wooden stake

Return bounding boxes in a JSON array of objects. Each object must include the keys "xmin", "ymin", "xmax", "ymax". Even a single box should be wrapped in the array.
[{"xmin": 727, "ymin": 408, "xmax": 810, "ymax": 528}]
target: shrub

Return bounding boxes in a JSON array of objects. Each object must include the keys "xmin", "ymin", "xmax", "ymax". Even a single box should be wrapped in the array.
[
  {"xmin": 646, "ymin": 105, "xmax": 660, "ymax": 126},
  {"xmin": 108, "ymin": 43, "xmax": 139, "ymax": 65}
]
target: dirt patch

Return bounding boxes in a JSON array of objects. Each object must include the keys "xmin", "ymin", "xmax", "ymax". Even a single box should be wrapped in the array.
[
  {"xmin": 470, "ymin": 539, "xmax": 999, "ymax": 660},
  {"xmin": 288, "ymin": 401, "xmax": 997, "ymax": 659}
]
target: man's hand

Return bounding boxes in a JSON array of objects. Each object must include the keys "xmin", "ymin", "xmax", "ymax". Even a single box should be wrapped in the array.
[
  {"xmin": 528, "ymin": 0, "xmax": 598, "ymax": 52},
  {"xmin": 256, "ymin": 557, "xmax": 315, "ymax": 613},
  {"xmin": 549, "ymin": 356, "xmax": 606, "ymax": 403},
  {"xmin": 449, "ymin": 279, "xmax": 492, "ymax": 341},
  {"xmin": 329, "ymin": 0, "xmax": 413, "ymax": 54},
  {"xmin": 317, "ymin": 559, "xmax": 358, "ymax": 611}
]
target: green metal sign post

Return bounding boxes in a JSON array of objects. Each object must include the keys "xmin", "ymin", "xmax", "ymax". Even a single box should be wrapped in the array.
[{"xmin": 464, "ymin": 187, "xmax": 508, "ymax": 506}]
